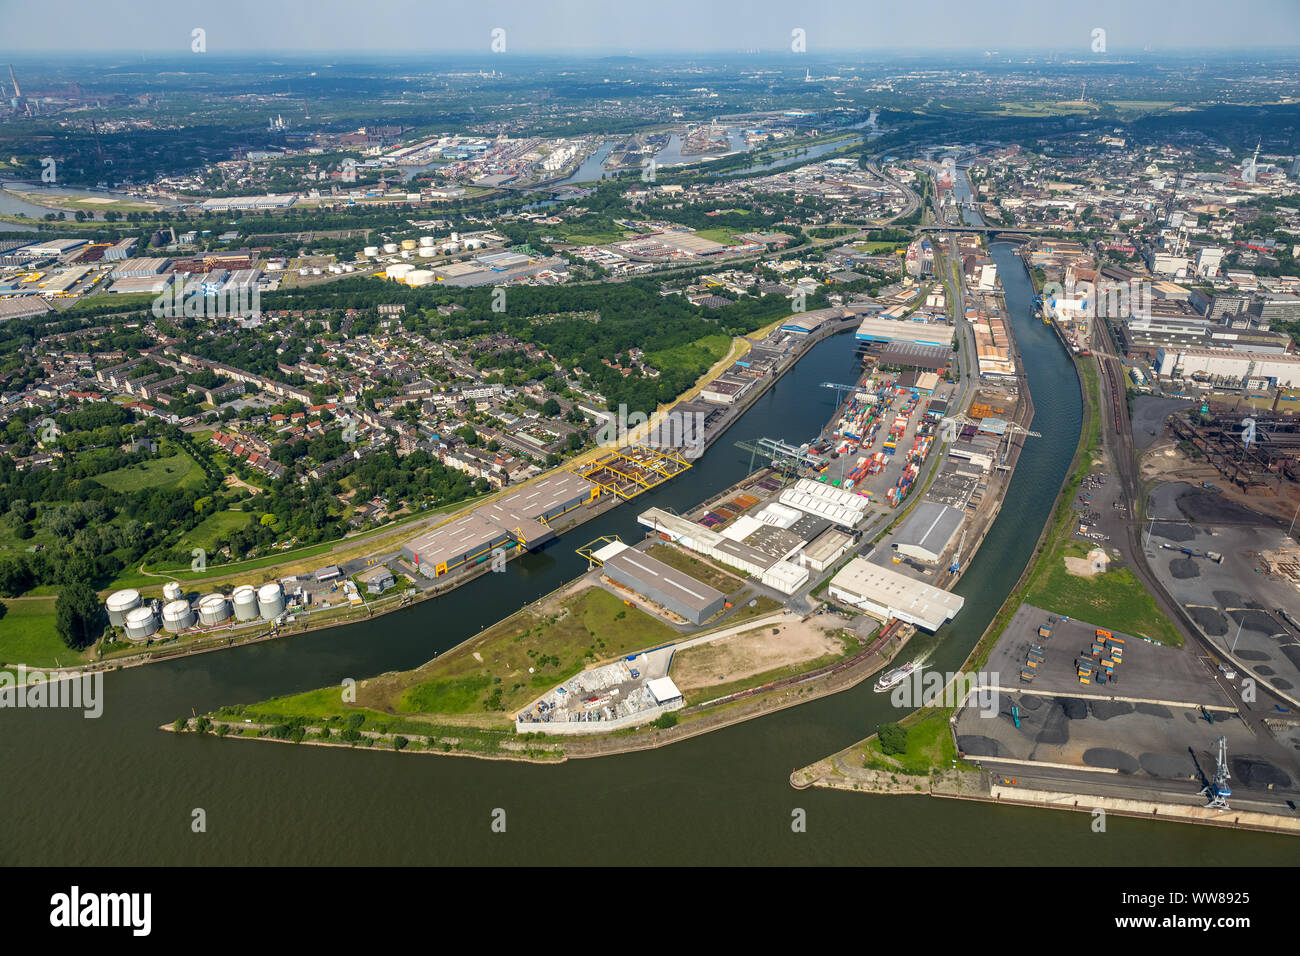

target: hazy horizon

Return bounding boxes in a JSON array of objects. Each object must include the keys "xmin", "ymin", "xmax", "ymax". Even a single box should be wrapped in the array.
[{"xmin": 1, "ymin": 0, "xmax": 1297, "ymax": 54}]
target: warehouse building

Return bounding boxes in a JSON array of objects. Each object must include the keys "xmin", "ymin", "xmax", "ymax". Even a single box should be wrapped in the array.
[
  {"xmin": 1153, "ymin": 346, "xmax": 1300, "ymax": 388},
  {"xmin": 854, "ymin": 315, "xmax": 955, "ymax": 349},
  {"xmin": 827, "ymin": 556, "xmax": 964, "ymax": 631},
  {"xmin": 401, "ymin": 511, "xmax": 517, "ymax": 578},
  {"xmin": 891, "ymin": 501, "xmax": 965, "ymax": 565},
  {"xmin": 109, "ymin": 257, "xmax": 170, "ymax": 279},
  {"xmin": 401, "ymin": 472, "xmax": 598, "ymax": 577},
  {"xmin": 595, "ymin": 540, "xmax": 726, "ymax": 624},
  {"xmin": 778, "ymin": 477, "xmax": 871, "ymax": 529}
]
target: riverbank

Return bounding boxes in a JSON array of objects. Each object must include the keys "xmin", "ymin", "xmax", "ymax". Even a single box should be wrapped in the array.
[
  {"xmin": 17, "ymin": 316, "xmax": 847, "ymax": 677},
  {"xmin": 182, "ymin": 298, "xmax": 1035, "ymax": 761}
]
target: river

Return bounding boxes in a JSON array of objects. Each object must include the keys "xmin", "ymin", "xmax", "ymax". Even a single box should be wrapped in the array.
[{"xmin": 2, "ymin": 244, "xmax": 1290, "ymax": 864}]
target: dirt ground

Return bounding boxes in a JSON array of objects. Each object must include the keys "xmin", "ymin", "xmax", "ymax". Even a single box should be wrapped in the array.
[
  {"xmin": 670, "ymin": 616, "xmax": 847, "ymax": 691},
  {"xmin": 1064, "ymin": 548, "xmax": 1109, "ymax": 577},
  {"xmin": 1140, "ymin": 435, "xmax": 1300, "ymax": 527}
]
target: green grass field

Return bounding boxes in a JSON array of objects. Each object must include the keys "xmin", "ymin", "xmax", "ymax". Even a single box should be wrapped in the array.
[
  {"xmin": 859, "ymin": 707, "xmax": 960, "ymax": 775},
  {"xmin": 645, "ymin": 333, "xmax": 732, "ymax": 376},
  {"xmin": 179, "ymin": 510, "xmax": 253, "ymax": 553},
  {"xmin": 94, "ymin": 451, "xmax": 206, "ymax": 494},
  {"xmin": 555, "ymin": 230, "xmax": 626, "ymax": 246},
  {"xmin": 247, "ymin": 585, "xmax": 679, "ymax": 725},
  {"xmin": 1024, "ymin": 538, "xmax": 1182, "ymax": 646},
  {"xmin": 695, "ymin": 227, "xmax": 741, "ymax": 245},
  {"xmin": 0, "ymin": 598, "xmax": 94, "ymax": 669}
]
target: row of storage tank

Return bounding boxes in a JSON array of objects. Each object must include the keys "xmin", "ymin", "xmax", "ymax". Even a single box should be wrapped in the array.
[
  {"xmin": 363, "ymin": 234, "xmax": 487, "ymax": 258},
  {"xmin": 104, "ymin": 582, "xmax": 287, "ymax": 642}
]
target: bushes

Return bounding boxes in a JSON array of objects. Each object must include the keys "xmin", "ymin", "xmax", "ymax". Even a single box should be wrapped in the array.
[{"xmin": 878, "ymin": 722, "xmax": 909, "ymax": 756}]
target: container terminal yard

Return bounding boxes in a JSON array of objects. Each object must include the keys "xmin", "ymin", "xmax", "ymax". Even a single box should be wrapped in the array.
[{"xmin": 512, "ymin": 237, "xmax": 1043, "ymax": 736}]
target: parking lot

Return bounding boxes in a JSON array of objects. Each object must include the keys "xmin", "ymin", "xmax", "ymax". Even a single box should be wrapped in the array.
[{"xmin": 982, "ymin": 604, "xmax": 1231, "ymax": 707}]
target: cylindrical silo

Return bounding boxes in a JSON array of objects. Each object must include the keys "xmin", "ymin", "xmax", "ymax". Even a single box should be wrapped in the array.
[
  {"xmin": 363, "ymin": 245, "xmax": 379, "ymax": 257},
  {"xmin": 418, "ymin": 246, "xmax": 436, "ymax": 258},
  {"xmin": 382, "ymin": 243, "xmax": 398, "ymax": 254},
  {"xmin": 257, "ymin": 583, "xmax": 285, "ymax": 621},
  {"xmin": 163, "ymin": 581, "xmax": 183, "ymax": 602},
  {"xmin": 386, "ymin": 263, "xmax": 415, "ymax": 279},
  {"xmin": 123, "ymin": 605, "xmax": 158, "ymax": 642},
  {"xmin": 162, "ymin": 599, "xmax": 195, "ymax": 633},
  {"xmin": 232, "ymin": 585, "xmax": 259, "ymax": 622},
  {"xmin": 105, "ymin": 589, "xmax": 141, "ymax": 627},
  {"xmin": 198, "ymin": 593, "xmax": 230, "ymax": 626},
  {"xmin": 400, "ymin": 239, "xmax": 417, "ymax": 251},
  {"xmin": 418, "ymin": 235, "xmax": 435, "ymax": 248}
]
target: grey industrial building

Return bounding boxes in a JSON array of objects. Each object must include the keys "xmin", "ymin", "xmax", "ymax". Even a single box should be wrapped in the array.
[
  {"xmin": 597, "ymin": 541, "xmax": 726, "ymax": 625},
  {"xmin": 401, "ymin": 472, "xmax": 598, "ymax": 578},
  {"xmin": 891, "ymin": 501, "xmax": 965, "ymax": 565}
]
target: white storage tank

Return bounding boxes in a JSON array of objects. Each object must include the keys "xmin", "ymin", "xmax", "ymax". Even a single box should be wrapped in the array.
[
  {"xmin": 418, "ymin": 246, "xmax": 436, "ymax": 258},
  {"xmin": 418, "ymin": 235, "xmax": 435, "ymax": 248},
  {"xmin": 162, "ymin": 599, "xmax": 195, "ymax": 633},
  {"xmin": 105, "ymin": 589, "xmax": 142, "ymax": 627},
  {"xmin": 257, "ymin": 583, "xmax": 285, "ymax": 621},
  {"xmin": 198, "ymin": 593, "xmax": 230, "ymax": 626},
  {"xmin": 442, "ymin": 242, "xmax": 460, "ymax": 254},
  {"xmin": 311, "ymin": 267, "xmax": 323, "ymax": 275},
  {"xmin": 163, "ymin": 581, "xmax": 183, "ymax": 602},
  {"xmin": 450, "ymin": 231, "xmax": 459, "ymax": 242},
  {"xmin": 363, "ymin": 245, "xmax": 380, "ymax": 257},
  {"xmin": 123, "ymin": 605, "xmax": 159, "ymax": 642},
  {"xmin": 343, "ymin": 264, "xmax": 356, "ymax": 272},
  {"xmin": 232, "ymin": 585, "xmax": 259, "ymax": 622},
  {"xmin": 405, "ymin": 270, "xmax": 436, "ymax": 286},
  {"xmin": 385, "ymin": 263, "xmax": 415, "ymax": 279},
  {"xmin": 382, "ymin": 243, "xmax": 398, "ymax": 254}
]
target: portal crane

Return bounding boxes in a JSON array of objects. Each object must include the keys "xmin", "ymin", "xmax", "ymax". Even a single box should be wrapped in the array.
[{"xmin": 1201, "ymin": 735, "xmax": 1232, "ymax": 810}]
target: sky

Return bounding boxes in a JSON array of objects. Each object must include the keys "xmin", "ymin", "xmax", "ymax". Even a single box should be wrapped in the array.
[{"xmin": 1, "ymin": 0, "xmax": 1298, "ymax": 54}]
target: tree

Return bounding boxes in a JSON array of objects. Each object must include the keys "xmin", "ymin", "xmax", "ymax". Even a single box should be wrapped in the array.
[
  {"xmin": 878, "ymin": 722, "xmax": 909, "ymax": 756},
  {"xmin": 55, "ymin": 581, "xmax": 104, "ymax": 650}
]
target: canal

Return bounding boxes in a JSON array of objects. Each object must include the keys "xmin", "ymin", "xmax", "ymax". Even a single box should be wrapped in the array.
[{"xmin": 2, "ymin": 245, "xmax": 1291, "ymax": 864}]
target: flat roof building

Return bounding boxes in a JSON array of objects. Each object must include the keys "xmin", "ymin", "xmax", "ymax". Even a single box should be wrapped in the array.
[
  {"xmin": 827, "ymin": 555, "xmax": 964, "ymax": 631},
  {"xmin": 599, "ymin": 541, "xmax": 726, "ymax": 625},
  {"xmin": 891, "ymin": 501, "xmax": 965, "ymax": 565},
  {"xmin": 854, "ymin": 315, "xmax": 955, "ymax": 349},
  {"xmin": 401, "ymin": 472, "xmax": 598, "ymax": 577}
]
